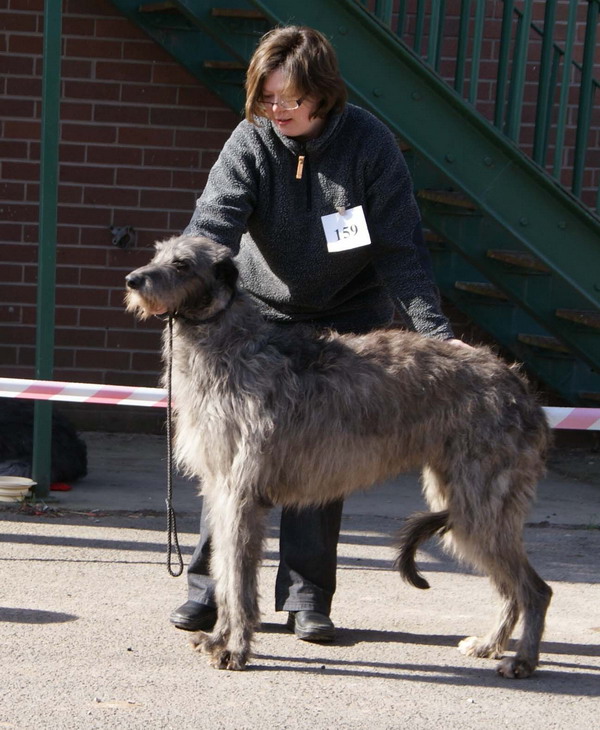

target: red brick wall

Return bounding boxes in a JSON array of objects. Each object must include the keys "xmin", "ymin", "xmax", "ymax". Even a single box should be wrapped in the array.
[{"xmin": 0, "ymin": 0, "xmax": 240, "ymax": 392}]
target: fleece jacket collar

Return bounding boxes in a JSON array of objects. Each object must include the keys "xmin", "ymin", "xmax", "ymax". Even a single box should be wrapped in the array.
[{"xmin": 256, "ymin": 104, "xmax": 350, "ymax": 156}]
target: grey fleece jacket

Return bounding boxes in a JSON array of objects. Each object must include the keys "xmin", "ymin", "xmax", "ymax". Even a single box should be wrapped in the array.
[{"xmin": 185, "ymin": 103, "xmax": 453, "ymax": 338}]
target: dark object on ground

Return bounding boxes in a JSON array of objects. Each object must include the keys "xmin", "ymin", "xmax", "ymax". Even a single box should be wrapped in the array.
[{"xmin": 0, "ymin": 400, "xmax": 87, "ymax": 483}]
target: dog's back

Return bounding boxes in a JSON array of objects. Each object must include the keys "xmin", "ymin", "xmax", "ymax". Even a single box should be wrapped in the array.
[{"xmin": 247, "ymin": 325, "xmax": 549, "ymax": 507}]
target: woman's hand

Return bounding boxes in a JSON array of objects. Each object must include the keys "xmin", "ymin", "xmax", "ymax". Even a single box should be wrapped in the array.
[{"xmin": 446, "ymin": 338, "xmax": 474, "ymax": 350}]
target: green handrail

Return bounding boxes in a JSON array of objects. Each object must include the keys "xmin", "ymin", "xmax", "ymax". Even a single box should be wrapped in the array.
[{"xmin": 360, "ymin": 0, "xmax": 600, "ymax": 216}]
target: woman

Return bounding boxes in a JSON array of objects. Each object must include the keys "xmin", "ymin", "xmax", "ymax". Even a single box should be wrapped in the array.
[{"xmin": 170, "ymin": 25, "xmax": 459, "ymax": 642}]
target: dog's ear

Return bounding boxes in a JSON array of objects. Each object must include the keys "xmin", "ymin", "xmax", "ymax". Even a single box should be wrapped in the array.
[{"xmin": 214, "ymin": 258, "xmax": 239, "ymax": 290}]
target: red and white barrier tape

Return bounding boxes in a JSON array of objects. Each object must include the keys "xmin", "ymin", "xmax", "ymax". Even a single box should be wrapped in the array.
[
  {"xmin": 0, "ymin": 377, "xmax": 168, "ymax": 409},
  {"xmin": 0, "ymin": 377, "xmax": 598, "ymax": 430},
  {"xmin": 543, "ymin": 407, "xmax": 600, "ymax": 431}
]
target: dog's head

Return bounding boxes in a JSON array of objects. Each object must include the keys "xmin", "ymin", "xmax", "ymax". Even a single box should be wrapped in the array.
[{"xmin": 124, "ymin": 235, "xmax": 239, "ymax": 321}]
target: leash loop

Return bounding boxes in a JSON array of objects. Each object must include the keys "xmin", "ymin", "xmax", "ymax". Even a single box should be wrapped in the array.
[{"xmin": 165, "ymin": 314, "xmax": 184, "ymax": 577}]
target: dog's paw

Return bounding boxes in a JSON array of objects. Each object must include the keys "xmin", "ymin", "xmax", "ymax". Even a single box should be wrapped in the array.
[
  {"xmin": 188, "ymin": 631, "xmax": 210, "ymax": 652},
  {"xmin": 496, "ymin": 656, "xmax": 536, "ymax": 679},
  {"xmin": 458, "ymin": 636, "xmax": 503, "ymax": 659},
  {"xmin": 209, "ymin": 648, "xmax": 248, "ymax": 671},
  {"xmin": 189, "ymin": 629, "xmax": 232, "ymax": 655}
]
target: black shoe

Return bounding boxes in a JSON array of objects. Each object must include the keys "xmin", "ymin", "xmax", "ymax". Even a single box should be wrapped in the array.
[
  {"xmin": 170, "ymin": 600, "xmax": 217, "ymax": 632},
  {"xmin": 286, "ymin": 611, "xmax": 335, "ymax": 643}
]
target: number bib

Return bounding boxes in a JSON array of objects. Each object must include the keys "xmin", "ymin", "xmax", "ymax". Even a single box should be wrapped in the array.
[{"xmin": 321, "ymin": 205, "xmax": 371, "ymax": 253}]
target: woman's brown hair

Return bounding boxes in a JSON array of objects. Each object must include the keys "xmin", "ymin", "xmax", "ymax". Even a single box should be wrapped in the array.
[{"xmin": 245, "ymin": 26, "xmax": 347, "ymax": 123}]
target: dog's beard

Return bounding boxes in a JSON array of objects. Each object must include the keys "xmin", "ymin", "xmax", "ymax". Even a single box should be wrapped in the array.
[{"xmin": 124, "ymin": 290, "xmax": 168, "ymax": 319}]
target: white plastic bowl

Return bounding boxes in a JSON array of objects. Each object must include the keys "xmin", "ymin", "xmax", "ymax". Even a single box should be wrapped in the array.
[
  {"xmin": 0, "ymin": 476, "xmax": 36, "ymax": 488},
  {"xmin": 0, "ymin": 477, "xmax": 35, "ymax": 501}
]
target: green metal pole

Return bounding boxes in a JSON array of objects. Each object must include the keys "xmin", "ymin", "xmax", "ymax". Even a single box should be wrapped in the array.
[
  {"xmin": 533, "ymin": 0, "xmax": 557, "ymax": 165},
  {"xmin": 33, "ymin": 0, "xmax": 62, "ymax": 498},
  {"xmin": 495, "ymin": 0, "xmax": 514, "ymax": 129},
  {"xmin": 413, "ymin": 0, "xmax": 425, "ymax": 54},
  {"xmin": 427, "ymin": 0, "xmax": 442, "ymax": 68},
  {"xmin": 572, "ymin": 0, "xmax": 599, "ymax": 197},
  {"xmin": 455, "ymin": 0, "xmax": 471, "ymax": 96},
  {"xmin": 552, "ymin": 0, "xmax": 577, "ymax": 179},
  {"xmin": 374, "ymin": 0, "xmax": 394, "ymax": 27},
  {"xmin": 396, "ymin": 1, "xmax": 407, "ymax": 37},
  {"xmin": 468, "ymin": 0, "xmax": 484, "ymax": 105},
  {"xmin": 505, "ymin": 0, "xmax": 533, "ymax": 141}
]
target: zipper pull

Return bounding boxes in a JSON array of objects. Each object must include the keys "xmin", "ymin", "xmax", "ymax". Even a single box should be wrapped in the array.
[{"xmin": 296, "ymin": 154, "xmax": 305, "ymax": 180}]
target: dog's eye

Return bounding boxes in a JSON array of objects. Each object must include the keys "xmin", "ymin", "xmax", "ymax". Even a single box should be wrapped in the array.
[{"xmin": 173, "ymin": 260, "xmax": 190, "ymax": 272}]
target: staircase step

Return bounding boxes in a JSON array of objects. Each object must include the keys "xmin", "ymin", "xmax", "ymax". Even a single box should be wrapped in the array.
[
  {"xmin": 139, "ymin": 2, "xmax": 176, "ymax": 12},
  {"xmin": 424, "ymin": 230, "xmax": 447, "ymax": 251},
  {"xmin": 211, "ymin": 8, "xmax": 266, "ymax": 19},
  {"xmin": 417, "ymin": 190, "xmax": 478, "ymax": 210},
  {"xmin": 487, "ymin": 249, "xmax": 550, "ymax": 273},
  {"xmin": 204, "ymin": 60, "xmax": 246, "ymax": 70},
  {"xmin": 517, "ymin": 334, "xmax": 570, "ymax": 353},
  {"xmin": 555, "ymin": 309, "xmax": 600, "ymax": 330},
  {"xmin": 455, "ymin": 281, "xmax": 508, "ymax": 300},
  {"xmin": 424, "ymin": 230, "xmax": 445, "ymax": 243},
  {"xmin": 139, "ymin": 2, "xmax": 266, "ymax": 20}
]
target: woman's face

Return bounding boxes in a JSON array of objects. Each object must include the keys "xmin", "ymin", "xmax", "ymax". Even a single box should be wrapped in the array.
[{"xmin": 260, "ymin": 68, "xmax": 325, "ymax": 139}]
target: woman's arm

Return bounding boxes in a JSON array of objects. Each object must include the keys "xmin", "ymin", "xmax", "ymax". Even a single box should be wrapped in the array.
[
  {"xmin": 364, "ymin": 123, "xmax": 454, "ymax": 340},
  {"xmin": 184, "ymin": 122, "xmax": 260, "ymax": 254}
]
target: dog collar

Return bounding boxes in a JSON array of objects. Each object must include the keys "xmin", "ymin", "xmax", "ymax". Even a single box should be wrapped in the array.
[{"xmin": 155, "ymin": 290, "xmax": 236, "ymax": 326}]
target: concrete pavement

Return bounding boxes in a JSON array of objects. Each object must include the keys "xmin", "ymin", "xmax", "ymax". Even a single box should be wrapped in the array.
[{"xmin": 0, "ymin": 432, "xmax": 599, "ymax": 729}]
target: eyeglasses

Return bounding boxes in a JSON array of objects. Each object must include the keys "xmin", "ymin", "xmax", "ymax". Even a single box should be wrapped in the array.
[{"xmin": 257, "ymin": 97, "xmax": 303, "ymax": 111}]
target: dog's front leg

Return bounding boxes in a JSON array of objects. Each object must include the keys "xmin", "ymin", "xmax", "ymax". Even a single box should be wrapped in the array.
[{"xmin": 193, "ymin": 484, "xmax": 267, "ymax": 670}]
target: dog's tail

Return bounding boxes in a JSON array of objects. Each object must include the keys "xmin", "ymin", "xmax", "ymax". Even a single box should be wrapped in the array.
[{"xmin": 393, "ymin": 510, "xmax": 450, "ymax": 590}]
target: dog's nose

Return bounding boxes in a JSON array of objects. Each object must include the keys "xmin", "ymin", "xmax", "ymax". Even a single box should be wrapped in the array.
[{"xmin": 125, "ymin": 273, "xmax": 144, "ymax": 290}]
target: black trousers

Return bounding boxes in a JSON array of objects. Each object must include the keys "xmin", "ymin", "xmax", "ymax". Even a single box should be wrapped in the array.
[{"xmin": 187, "ymin": 499, "xmax": 344, "ymax": 614}]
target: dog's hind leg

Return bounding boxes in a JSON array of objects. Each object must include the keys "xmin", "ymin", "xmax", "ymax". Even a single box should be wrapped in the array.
[
  {"xmin": 424, "ymin": 462, "xmax": 551, "ymax": 678},
  {"xmin": 495, "ymin": 561, "xmax": 552, "ymax": 678},
  {"xmin": 194, "ymin": 483, "xmax": 267, "ymax": 670},
  {"xmin": 457, "ymin": 571, "xmax": 520, "ymax": 661},
  {"xmin": 453, "ymin": 525, "xmax": 551, "ymax": 678}
]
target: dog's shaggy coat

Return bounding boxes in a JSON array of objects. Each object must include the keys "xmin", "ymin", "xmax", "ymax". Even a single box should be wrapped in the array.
[{"xmin": 125, "ymin": 235, "xmax": 552, "ymax": 678}]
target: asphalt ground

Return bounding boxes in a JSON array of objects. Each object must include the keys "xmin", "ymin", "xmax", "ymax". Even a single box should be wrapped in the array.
[{"xmin": 0, "ymin": 432, "xmax": 599, "ymax": 730}]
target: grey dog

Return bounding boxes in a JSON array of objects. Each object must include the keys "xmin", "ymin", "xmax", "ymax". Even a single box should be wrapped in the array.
[{"xmin": 125, "ymin": 235, "xmax": 552, "ymax": 678}]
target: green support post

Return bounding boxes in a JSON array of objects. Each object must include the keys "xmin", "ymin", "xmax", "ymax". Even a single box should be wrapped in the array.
[
  {"xmin": 455, "ymin": 0, "xmax": 471, "ymax": 95},
  {"xmin": 33, "ymin": 0, "xmax": 62, "ymax": 498}
]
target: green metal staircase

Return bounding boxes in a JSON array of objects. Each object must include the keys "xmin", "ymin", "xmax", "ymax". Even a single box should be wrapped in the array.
[{"xmin": 109, "ymin": 0, "xmax": 600, "ymax": 405}]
